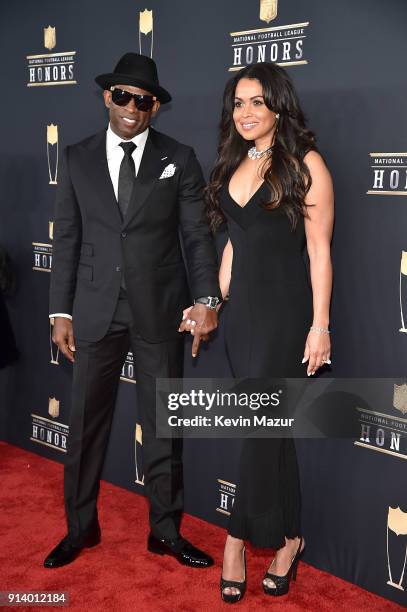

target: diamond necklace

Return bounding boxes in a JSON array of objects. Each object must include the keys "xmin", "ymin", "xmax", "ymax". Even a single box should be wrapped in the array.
[{"xmin": 247, "ymin": 145, "xmax": 273, "ymax": 160}]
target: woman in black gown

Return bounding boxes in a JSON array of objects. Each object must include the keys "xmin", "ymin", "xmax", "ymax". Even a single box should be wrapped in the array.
[{"xmin": 206, "ymin": 63, "xmax": 334, "ymax": 602}]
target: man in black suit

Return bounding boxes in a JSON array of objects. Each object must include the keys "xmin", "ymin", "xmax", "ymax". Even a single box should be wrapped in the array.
[{"xmin": 44, "ymin": 53, "xmax": 221, "ymax": 569}]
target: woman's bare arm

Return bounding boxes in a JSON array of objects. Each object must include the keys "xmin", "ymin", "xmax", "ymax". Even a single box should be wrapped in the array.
[{"xmin": 303, "ymin": 150, "xmax": 334, "ymax": 374}]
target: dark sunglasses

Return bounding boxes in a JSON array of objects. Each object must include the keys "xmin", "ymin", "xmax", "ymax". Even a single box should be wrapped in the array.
[{"xmin": 110, "ymin": 87, "xmax": 157, "ymax": 112}]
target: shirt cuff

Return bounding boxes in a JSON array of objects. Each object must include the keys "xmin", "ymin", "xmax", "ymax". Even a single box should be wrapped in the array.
[{"xmin": 49, "ymin": 313, "xmax": 72, "ymax": 320}]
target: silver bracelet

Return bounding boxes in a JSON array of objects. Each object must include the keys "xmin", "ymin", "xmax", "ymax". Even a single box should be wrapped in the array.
[{"xmin": 310, "ymin": 326, "xmax": 330, "ymax": 334}]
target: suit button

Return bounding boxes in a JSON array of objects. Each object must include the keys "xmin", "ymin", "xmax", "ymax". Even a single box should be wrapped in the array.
[
  {"xmin": 121, "ymin": 232, "xmax": 127, "ymax": 238},
  {"xmin": 116, "ymin": 266, "xmax": 121, "ymax": 272}
]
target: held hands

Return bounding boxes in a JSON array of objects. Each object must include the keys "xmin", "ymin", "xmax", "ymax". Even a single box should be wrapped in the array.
[
  {"xmin": 52, "ymin": 317, "xmax": 76, "ymax": 363},
  {"xmin": 178, "ymin": 304, "xmax": 218, "ymax": 357},
  {"xmin": 302, "ymin": 327, "xmax": 331, "ymax": 376}
]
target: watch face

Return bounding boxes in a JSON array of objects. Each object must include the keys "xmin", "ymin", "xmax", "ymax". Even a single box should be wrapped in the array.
[{"xmin": 207, "ymin": 297, "xmax": 219, "ymax": 308}]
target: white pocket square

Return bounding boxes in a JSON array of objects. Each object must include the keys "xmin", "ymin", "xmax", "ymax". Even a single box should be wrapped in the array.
[{"xmin": 159, "ymin": 163, "xmax": 177, "ymax": 179}]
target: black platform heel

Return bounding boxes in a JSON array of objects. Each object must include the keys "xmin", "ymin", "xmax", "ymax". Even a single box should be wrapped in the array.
[
  {"xmin": 263, "ymin": 537, "xmax": 304, "ymax": 597},
  {"xmin": 220, "ymin": 546, "xmax": 246, "ymax": 603}
]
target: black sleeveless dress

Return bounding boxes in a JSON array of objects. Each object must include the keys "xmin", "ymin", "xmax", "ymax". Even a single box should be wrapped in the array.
[{"xmin": 221, "ymin": 181, "xmax": 312, "ymax": 548}]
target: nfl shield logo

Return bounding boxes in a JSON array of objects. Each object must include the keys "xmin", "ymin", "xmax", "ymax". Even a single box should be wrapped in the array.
[
  {"xmin": 47, "ymin": 124, "xmax": 58, "ymax": 146},
  {"xmin": 260, "ymin": 0, "xmax": 278, "ymax": 24},
  {"xmin": 393, "ymin": 383, "xmax": 407, "ymax": 415},
  {"xmin": 48, "ymin": 397, "xmax": 60, "ymax": 419},
  {"xmin": 44, "ymin": 26, "xmax": 56, "ymax": 51},
  {"xmin": 139, "ymin": 10, "xmax": 153, "ymax": 35}
]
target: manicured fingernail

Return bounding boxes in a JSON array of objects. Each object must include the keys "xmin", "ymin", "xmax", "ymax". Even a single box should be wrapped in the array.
[
  {"xmin": 326, "ymin": 359, "xmax": 331, "ymax": 364},
  {"xmin": 301, "ymin": 357, "xmax": 307, "ymax": 364},
  {"xmin": 69, "ymin": 346, "xmax": 76, "ymax": 351},
  {"xmin": 307, "ymin": 372, "xmax": 311, "ymax": 376},
  {"xmin": 192, "ymin": 354, "xmax": 197, "ymax": 358}
]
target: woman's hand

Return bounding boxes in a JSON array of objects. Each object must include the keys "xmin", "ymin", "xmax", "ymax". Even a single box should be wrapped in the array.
[
  {"xmin": 179, "ymin": 305, "xmax": 193, "ymax": 327},
  {"xmin": 302, "ymin": 330, "xmax": 331, "ymax": 376}
]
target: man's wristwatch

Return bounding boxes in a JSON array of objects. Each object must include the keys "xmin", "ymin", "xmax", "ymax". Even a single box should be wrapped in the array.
[{"xmin": 194, "ymin": 296, "xmax": 221, "ymax": 310}]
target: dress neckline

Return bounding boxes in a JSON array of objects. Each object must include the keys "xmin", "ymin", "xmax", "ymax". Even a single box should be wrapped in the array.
[{"xmin": 227, "ymin": 180, "xmax": 266, "ymax": 209}]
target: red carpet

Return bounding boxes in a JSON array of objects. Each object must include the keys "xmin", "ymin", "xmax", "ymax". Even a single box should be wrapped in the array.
[{"xmin": 0, "ymin": 442, "xmax": 402, "ymax": 611}]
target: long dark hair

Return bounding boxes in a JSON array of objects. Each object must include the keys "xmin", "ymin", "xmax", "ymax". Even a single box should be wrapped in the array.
[{"xmin": 206, "ymin": 62, "xmax": 317, "ymax": 231}]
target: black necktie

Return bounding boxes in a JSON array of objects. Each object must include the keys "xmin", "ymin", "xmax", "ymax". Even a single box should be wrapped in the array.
[{"xmin": 118, "ymin": 141, "xmax": 137, "ymax": 220}]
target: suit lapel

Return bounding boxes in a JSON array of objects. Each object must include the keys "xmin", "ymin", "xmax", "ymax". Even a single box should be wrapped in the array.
[
  {"xmin": 122, "ymin": 129, "xmax": 171, "ymax": 229},
  {"xmin": 85, "ymin": 130, "xmax": 122, "ymax": 227}
]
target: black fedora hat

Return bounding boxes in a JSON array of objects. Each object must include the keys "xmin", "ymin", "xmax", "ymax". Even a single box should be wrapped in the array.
[{"xmin": 95, "ymin": 53, "xmax": 171, "ymax": 104}]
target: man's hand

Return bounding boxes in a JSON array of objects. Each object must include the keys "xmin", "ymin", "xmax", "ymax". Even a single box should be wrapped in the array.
[
  {"xmin": 178, "ymin": 304, "xmax": 218, "ymax": 358},
  {"xmin": 52, "ymin": 317, "xmax": 76, "ymax": 363}
]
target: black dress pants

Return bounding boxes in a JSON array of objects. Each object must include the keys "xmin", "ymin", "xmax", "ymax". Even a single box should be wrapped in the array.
[{"xmin": 64, "ymin": 291, "xmax": 184, "ymax": 545}]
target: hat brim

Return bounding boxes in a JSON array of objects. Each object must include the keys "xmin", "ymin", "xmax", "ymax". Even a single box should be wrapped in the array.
[{"xmin": 95, "ymin": 73, "xmax": 171, "ymax": 104}]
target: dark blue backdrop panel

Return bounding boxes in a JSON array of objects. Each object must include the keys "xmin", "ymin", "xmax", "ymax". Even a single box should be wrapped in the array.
[{"xmin": 0, "ymin": 1, "xmax": 406, "ymax": 606}]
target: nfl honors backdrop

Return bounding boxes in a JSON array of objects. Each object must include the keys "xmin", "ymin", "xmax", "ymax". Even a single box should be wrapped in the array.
[{"xmin": 0, "ymin": 0, "xmax": 406, "ymax": 605}]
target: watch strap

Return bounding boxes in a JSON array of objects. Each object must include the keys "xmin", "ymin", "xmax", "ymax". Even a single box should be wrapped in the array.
[{"xmin": 194, "ymin": 296, "xmax": 221, "ymax": 309}]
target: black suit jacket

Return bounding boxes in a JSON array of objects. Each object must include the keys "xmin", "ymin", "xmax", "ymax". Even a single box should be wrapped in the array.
[{"xmin": 49, "ymin": 127, "xmax": 220, "ymax": 342}]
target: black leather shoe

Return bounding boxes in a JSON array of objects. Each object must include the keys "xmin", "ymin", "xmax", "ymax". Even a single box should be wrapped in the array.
[
  {"xmin": 44, "ymin": 529, "xmax": 101, "ymax": 568},
  {"xmin": 147, "ymin": 533, "xmax": 214, "ymax": 568}
]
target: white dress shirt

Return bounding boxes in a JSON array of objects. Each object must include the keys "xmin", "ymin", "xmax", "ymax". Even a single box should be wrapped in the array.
[
  {"xmin": 106, "ymin": 123, "xmax": 149, "ymax": 199},
  {"xmin": 50, "ymin": 124, "xmax": 149, "ymax": 320}
]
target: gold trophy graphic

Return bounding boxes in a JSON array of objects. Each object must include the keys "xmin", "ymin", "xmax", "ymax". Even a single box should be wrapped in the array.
[
  {"xmin": 48, "ymin": 221, "xmax": 59, "ymax": 364},
  {"xmin": 48, "ymin": 397, "xmax": 60, "ymax": 419},
  {"xmin": 260, "ymin": 0, "xmax": 278, "ymax": 23},
  {"xmin": 399, "ymin": 251, "xmax": 407, "ymax": 333},
  {"xmin": 47, "ymin": 124, "xmax": 59, "ymax": 185},
  {"xmin": 139, "ymin": 9, "xmax": 153, "ymax": 58},
  {"xmin": 44, "ymin": 25, "xmax": 56, "ymax": 51},
  {"xmin": 386, "ymin": 506, "xmax": 407, "ymax": 591},
  {"xmin": 49, "ymin": 317, "xmax": 59, "ymax": 365},
  {"xmin": 135, "ymin": 423, "xmax": 144, "ymax": 485}
]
